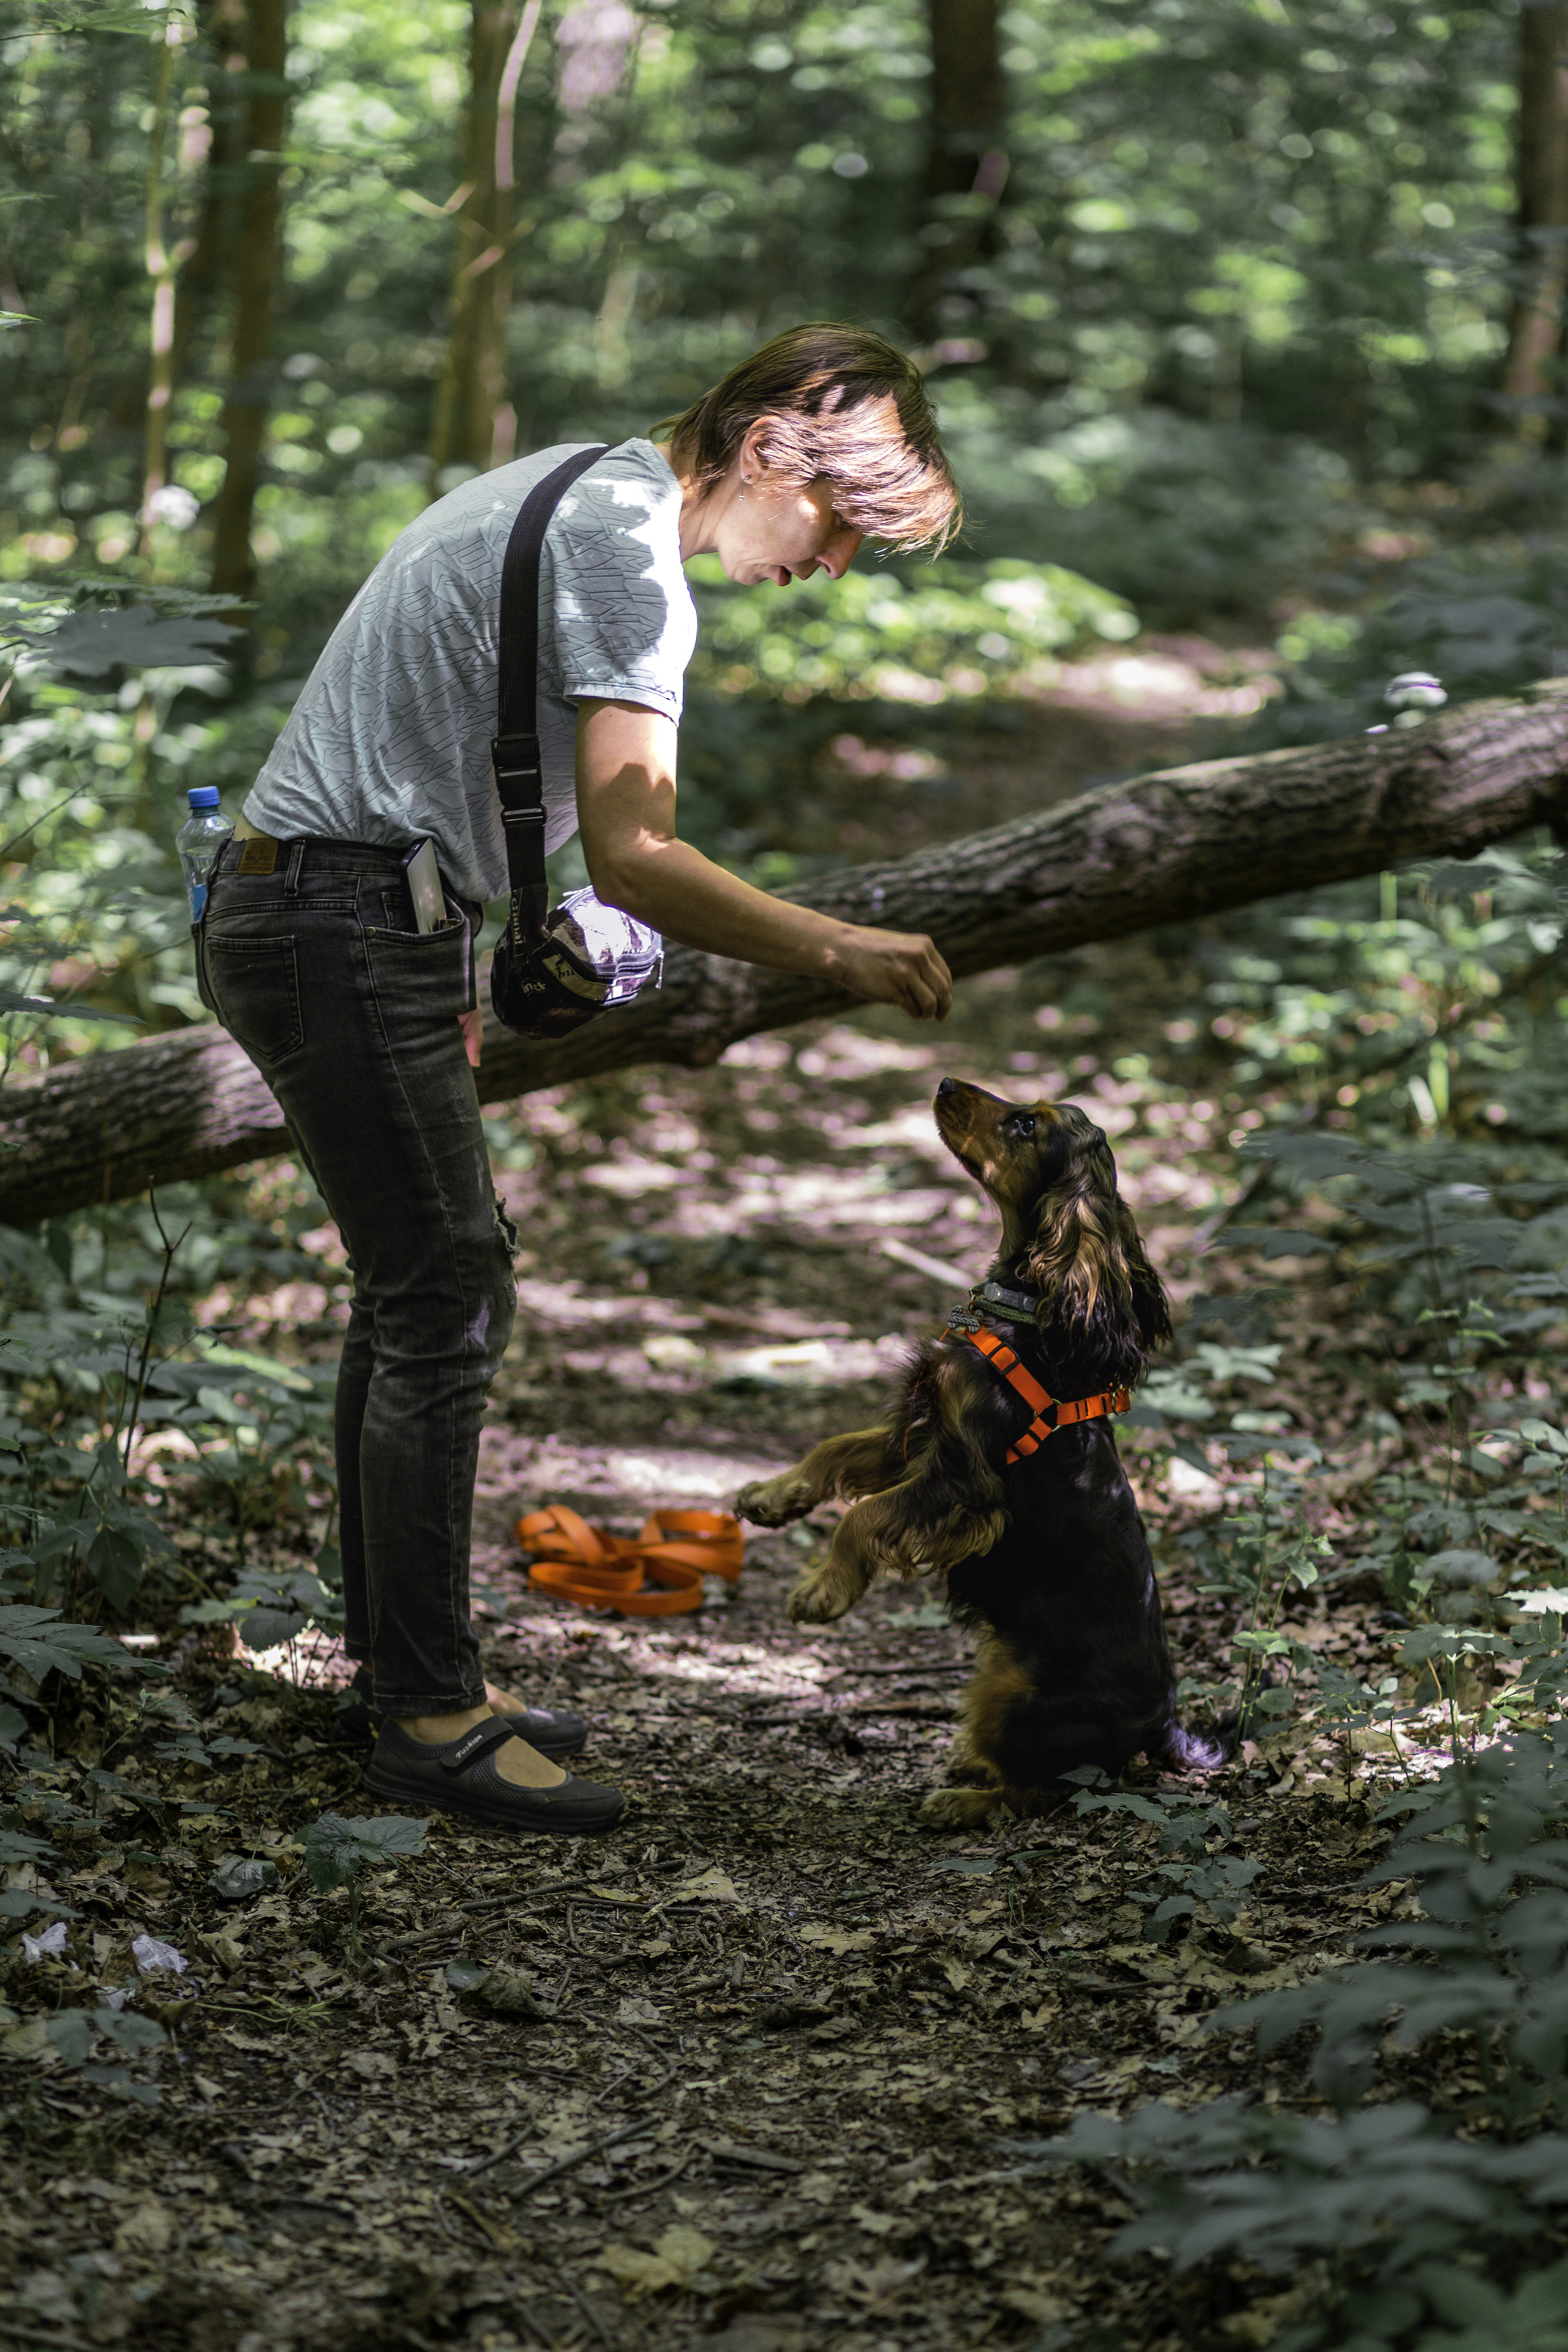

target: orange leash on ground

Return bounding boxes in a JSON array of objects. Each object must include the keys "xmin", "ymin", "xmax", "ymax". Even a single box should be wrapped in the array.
[{"xmin": 514, "ymin": 1504, "xmax": 744, "ymax": 1615}]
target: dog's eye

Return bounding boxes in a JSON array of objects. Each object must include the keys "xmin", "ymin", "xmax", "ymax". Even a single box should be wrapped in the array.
[{"xmin": 1008, "ymin": 1115, "xmax": 1036, "ymax": 1138}]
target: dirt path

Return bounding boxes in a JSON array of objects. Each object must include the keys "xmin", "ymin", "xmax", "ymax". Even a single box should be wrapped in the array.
[{"xmin": 0, "ymin": 925, "xmax": 1413, "ymax": 2352}]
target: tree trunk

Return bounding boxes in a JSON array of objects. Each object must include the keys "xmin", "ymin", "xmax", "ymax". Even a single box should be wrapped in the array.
[
  {"xmin": 5, "ymin": 681, "xmax": 1568, "ymax": 1227},
  {"xmin": 167, "ymin": 0, "xmax": 250, "ymax": 409},
  {"xmin": 207, "ymin": 0, "xmax": 289, "ymax": 601},
  {"xmin": 909, "ymin": 0, "xmax": 1006, "ymax": 341},
  {"xmin": 428, "ymin": 0, "xmax": 537, "ymax": 492},
  {"xmin": 136, "ymin": 6, "xmax": 181, "ymax": 559},
  {"xmin": 1501, "ymin": 5, "xmax": 1568, "ymax": 425}
]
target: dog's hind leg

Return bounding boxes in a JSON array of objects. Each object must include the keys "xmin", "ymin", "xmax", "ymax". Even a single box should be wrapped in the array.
[
  {"xmin": 736, "ymin": 1427, "xmax": 897, "ymax": 1530},
  {"xmin": 916, "ymin": 1635, "xmax": 1032, "ymax": 1828},
  {"xmin": 920, "ymin": 1782, "xmax": 1003, "ymax": 1831}
]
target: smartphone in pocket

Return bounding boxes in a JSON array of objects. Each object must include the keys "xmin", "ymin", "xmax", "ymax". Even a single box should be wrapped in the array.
[{"xmin": 402, "ymin": 838, "xmax": 446, "ymax": 934}]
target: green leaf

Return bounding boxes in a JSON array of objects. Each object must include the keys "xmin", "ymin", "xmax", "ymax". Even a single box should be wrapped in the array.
[
  {"xmin": 303, "ymin": 1811, "xmax": 428, "ymax": 1894},
  {"xmin": 24, "ymin": 603, "xmax": 240, "ymax": 680},
  {"xmin": 207, "ymin": 1857, "xmax": 280, "ymax": 1901},
  {"xmin": 85, "ymin": 1767, "xmax": 165, "ymax": 1823},
  {"xmin": 0, "ymin": 1603, "xmax": 129, "ymax": 1682},
  {"xmin": 86, "ymin": 1524, "xmax": 142, "ymax": 1610},
  {"xmin": 177, "ymin": 1596, "xmax": 258, "ymax": 1625},
  {"xmin": 97, "ymin": 2007, "xmax": 166, "ymax": 2056},
  {"xmin": 0, "ymin": 1827, "xmax": 55, "ymax": 1865},
  {"xmin": 45, "ymin": 2009, "xmax": 95, "ymax": 2066},
  {"xmin": 445, "ymin": 1957, "xmax": 490, "ymax": 1991}
]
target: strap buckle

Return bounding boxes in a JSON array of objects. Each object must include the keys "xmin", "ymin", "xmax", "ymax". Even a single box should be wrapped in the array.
[{"xmin": 492, "ymin": 730, "xmax": 543, "ymax": 807}]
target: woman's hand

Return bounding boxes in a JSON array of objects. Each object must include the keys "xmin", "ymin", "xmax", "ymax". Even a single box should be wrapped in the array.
[{"xmin": 823, "ymin": 923, "xmax": 952, "ymax": 1021}]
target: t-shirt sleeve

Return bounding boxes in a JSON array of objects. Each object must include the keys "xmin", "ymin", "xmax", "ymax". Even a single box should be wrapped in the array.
[{"xmin": 544, "ymin": 468, "xmax": 693, "ymax": 723}]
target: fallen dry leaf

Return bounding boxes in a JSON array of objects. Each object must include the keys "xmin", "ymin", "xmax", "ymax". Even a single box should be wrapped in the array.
[
  {"xmin": 594, "ymin": 2223, "xmax": 717, "ymax": 2301},
  {"xmin": 799, "ymin": 1922, "xmax": 876, "ymax": 1954}
]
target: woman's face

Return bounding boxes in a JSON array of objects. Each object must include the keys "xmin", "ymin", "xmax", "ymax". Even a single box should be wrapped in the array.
[
  {"xmin": 709, "ymin": 471, "xmax": 864, "ymax": 590},
  {"xmin": 668, "ymin": 418, "xmax": 864, "ymax": 586}
]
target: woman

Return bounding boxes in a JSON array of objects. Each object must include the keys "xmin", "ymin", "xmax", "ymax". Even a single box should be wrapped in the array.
[{"xmin": 198, "ymin": 322, "xmax": 960, "ymax": 1835}]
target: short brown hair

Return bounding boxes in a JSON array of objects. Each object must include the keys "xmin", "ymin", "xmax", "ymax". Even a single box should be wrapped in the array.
[{"xmin": 657, "ymin": 322, "xmax": 961, "ymax": 554}]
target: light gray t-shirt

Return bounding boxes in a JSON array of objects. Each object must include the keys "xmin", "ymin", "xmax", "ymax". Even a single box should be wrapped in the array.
[{"xmin": 243, "ymin": 438, "xmax": 695, "ymax": 903}]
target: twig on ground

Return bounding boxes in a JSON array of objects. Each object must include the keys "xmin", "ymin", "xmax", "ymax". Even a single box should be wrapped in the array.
[
  {"xmin": 700, "ymin": 2135, "xmax": 808, "ymax": 2174},
  {"xmin": 621, "ymin": 2020, "xmax": 678, "ymax": 2096},
  {"xmin": 595, "ymin": 2143, "xmax": 699, "ymax": 2202},
  {"xmin": 460, "ymin": 2119, "xmax": 542, "ymax": 2183},
  {"xmin": 508, "ymin": 2118, "xmax": 660, "ymax": 2202},
  {"xmin": 560, "ymin": 2275, "xmax": 610, "ymax": 2348}
]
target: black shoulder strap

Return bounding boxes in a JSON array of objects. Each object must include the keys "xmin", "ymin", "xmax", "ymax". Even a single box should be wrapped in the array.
[{"xmin": 492, "ymin": 443, "xmax": 610, "ymax": 941}]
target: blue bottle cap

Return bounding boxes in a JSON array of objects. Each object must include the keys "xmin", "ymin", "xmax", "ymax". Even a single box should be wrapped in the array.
[{"xmin": 188, "ymin": 786, "xmax": 221, "ymax": 808}]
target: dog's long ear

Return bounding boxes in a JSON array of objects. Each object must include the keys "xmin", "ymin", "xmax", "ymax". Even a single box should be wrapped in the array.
[
  {"xmin": 1118, "ymin": 1197, "xmax": 1172, "ymax": 1354},
  {"xmin": 1023, "ymin": 1130, "xmax": 1168, "ymax": 1377},
  {"xmin": 1021, "ymin": 1132, "xmax": 1125, "ymax": 1332}
]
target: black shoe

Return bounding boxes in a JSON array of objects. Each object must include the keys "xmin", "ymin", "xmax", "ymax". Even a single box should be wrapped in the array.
[
  {"xmin": 363, "ymin": 1718, "xmax": 625, "ymax": 1836},
  {"xmin": 336, "ymin": 1668, "xmax": 589, "ymax": 1759}
]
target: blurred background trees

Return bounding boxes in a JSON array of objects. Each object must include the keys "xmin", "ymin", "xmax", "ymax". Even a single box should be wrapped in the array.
[{"xmin": 4, "ymin": 0, "xmax": 1568, "ymax": 1045}]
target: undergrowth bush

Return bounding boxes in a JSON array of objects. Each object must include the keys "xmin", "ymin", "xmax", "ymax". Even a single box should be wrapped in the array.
[{"xmin": 1023, "ymin": 1731, "xmax": 1568, "ymax": 2350}]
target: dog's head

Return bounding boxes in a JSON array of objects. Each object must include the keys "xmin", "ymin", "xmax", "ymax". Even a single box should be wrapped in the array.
[{"xmin": 933, "ymin": 1077, "xmax": 1171, "ymax": 1381}]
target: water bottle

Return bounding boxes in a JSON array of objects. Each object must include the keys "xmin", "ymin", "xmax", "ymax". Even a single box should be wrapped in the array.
[{"xmin": 176, "ymin": 786, "xmax": 231, "ymax": 923}]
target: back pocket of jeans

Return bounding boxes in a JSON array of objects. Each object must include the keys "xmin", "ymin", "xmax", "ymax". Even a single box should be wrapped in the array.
[
  {"xmin": 192, "ymin": 922, "xmax": 218, "ymax": 1017},
  {"xmin": 205, "ymin": 936, "xmax": 305, "ymax": 1063}
]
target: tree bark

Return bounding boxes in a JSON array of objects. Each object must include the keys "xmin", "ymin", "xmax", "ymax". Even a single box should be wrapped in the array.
[
  {"xmin": 136, "ymin": 6, "xmax": 182, "ymax": 558},
  {"xmin": 428, "ymin": 0, "xmax": 536, "ymax": 492},
  {"xmin": 5, "ymin": 681, "xmax": 1568, "ymax": 1228},
  {"xmin": 909, "ymin": 0, "xmax": 1006, "ymax": 340},
  {"xmin": 1501, "ymin": 5, "xmax": 1568, "ymax": 424},
  {"xmin": 207, "ymin": 0, "xmax": 289, "ymax": 601},
  {"xmin": 167, "ymin": 0, "xmax": 250, "ymax": 410}
]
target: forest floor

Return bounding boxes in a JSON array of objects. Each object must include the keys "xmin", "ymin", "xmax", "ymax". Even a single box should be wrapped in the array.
[{"xmin": 0, "ymin": 688, "xmax": 1428, "ymax": 2352}]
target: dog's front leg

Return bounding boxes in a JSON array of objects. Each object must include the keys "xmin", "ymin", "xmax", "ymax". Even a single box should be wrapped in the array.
[
  {"xmin": 735, "ymin": 1426, "xmax": 897, "ymax": 1529},
  {"xmin": 786, "ymin": 1499, "xmax": 890, "ymax": 1622},
  {"xmin": 786, "ymin": 1441, "xmax": 1008, "ymax": 1623}
]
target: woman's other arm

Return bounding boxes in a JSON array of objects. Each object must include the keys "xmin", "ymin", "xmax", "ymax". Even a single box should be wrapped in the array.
[{"xmin": 575, "ymin": 698, "xmax": 952, "ymax": 1022}]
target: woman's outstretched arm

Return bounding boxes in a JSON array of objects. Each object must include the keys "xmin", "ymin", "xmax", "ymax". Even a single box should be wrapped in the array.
[{"xmin": 575, "ymin": 697, "xmax": 952, "ymax": 1022}]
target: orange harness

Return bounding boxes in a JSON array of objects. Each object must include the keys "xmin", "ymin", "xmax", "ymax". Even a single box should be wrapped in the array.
[{"xmin": 957, "ymin": 1325, "xmax": 1131, "ymax": 1463}]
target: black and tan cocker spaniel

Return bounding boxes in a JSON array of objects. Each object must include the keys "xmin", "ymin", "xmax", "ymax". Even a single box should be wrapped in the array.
[{"xmin": 736, "ymin": 1078, "xmax": 1230, "ymax": 1826}]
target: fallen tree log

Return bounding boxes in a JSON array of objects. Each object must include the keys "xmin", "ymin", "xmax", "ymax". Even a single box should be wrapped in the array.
[{"xmin": 5, "ymin": 677, "xmax": 1568, "ymax": 1227}]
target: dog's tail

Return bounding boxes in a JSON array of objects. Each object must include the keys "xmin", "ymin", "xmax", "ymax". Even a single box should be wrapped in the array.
[
  {"xmin": 1160, "ymin": 1671, "xmax": 1272, "ymax": 1773},
  {"xmin": 1158, "ymin": 1703, "xmax": 1245, "ymax": 1775},
  {"xmin": 1162, "ymin": 1723, "xmax": 1231, "ymax": 1772}
]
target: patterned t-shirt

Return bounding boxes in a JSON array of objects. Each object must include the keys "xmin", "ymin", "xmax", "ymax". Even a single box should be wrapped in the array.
[{"xmin": 242, "ymin": 439, "xmax": 695, "ymax": 903}]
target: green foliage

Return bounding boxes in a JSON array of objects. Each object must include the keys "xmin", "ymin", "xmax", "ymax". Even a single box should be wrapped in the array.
[
  {"xmin": 0, "ymin": 1603, "xmax": 129, "ymax": 1684},
  {"xmin": 302, "ymin": 1811, "xmax": 428, "ymax": 1896},
  {"xmin": 207, "ymin": 1855, "xmax": 281, "ymax": 1900},
  {"xmin": 688, "ymin": 554, "xmax": 1137, "ymax": 703},
  {"xmin": 303, "ymin": 1810, "xmax": 429, "ymax": 1960},
  {"xmin": 44, "ymin": 2002, "xmax": 165, "ymax": 2105},
  {"xmin": 1023, "ymin": 1734, "xmax": 1568, "ymax": 2346},
  {"xmin": 0, "ymin": 1165, "xmax": 341, "ymax": 1709}
]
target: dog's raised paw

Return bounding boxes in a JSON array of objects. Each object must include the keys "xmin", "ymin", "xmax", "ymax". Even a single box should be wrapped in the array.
[
  {"xmin": 919, "ymin": 1785, "xmax": 1001, "ymax": 1831},
  {"xmin": 734, "ymin": 1476, "xmax": 809, "ymax": 1528}
]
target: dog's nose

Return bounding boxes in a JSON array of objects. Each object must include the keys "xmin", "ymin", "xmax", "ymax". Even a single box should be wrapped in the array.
[{"xmin": 936, "ymin": 1076, "xmax": 956, "ymax": 1098}]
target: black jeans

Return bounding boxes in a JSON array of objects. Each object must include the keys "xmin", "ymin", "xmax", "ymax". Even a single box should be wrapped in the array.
[{"xmin": 197, "ymin": 835, "xmax": 516, "ymax": 1715}]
